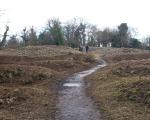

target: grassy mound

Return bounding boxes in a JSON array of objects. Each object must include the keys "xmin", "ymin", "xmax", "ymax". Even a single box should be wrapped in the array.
[
  {"xmin": 117, "ymin": 78, "xmax": 150, "ymax": 107},
  {"xmin": 0, "ymin": 45, "xmax": 80, "ymax": 57},
  {"xmin": 86, "ymin": 48, "xmax": 150, "ymax": 120},
  {"xmin": 0, "ymin": 65, "xmax": 55, "ymax": 84},
  {"xmin": 0, "ymin": 45, "xmax": 98, "ymax": 120},
  {"xmin": 110, "ymin": 60, "xmax": 150, "ymax": 77}
]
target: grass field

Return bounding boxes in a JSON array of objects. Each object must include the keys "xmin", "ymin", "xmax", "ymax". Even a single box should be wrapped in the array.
[
  {"xmin": 1, "ymin": 46, "xmax": 149, "ymax": 120},
  {"xmin": 86, "ymin": 48, "xmax": 150, "ymax": 120},
  {"xmin": 0, "ymin": 45, "xmax": 96, "ymax": 120}
]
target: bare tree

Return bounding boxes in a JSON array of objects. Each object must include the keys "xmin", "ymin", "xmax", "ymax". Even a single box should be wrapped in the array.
[
  {"xmin": 28, "ymin": 26, "xmax": 38, "ymax": 45},
  {"xmin": 64, "ymin": 18, "xmax": 79, "ymax": 47},
  {"xmin": 64, "ymin": 18, "xmax": 87, "ymax": 47},
  {"xmin": 87, "ymin": 24, "xmax": 98, "ymax": 46},
  {"xmin": 96, "ymin": 30, "xmax": 102, "ymax": 47},
  {"xmin": 21, "ymin": 27, "xmax": 29, "ymax": 46},
  {"xmin": 142, "ymin": 37, "xmax": 150, "ymax": 49},
  {"xmin": 6, "ymin": 35, "xmax": 20, "ymax": 48},
  {"xmin": 0, "ymin": 25, "xmax": 9, "ymax": 48},
  {"xmin": 38, "ymin": 30, "xmax": 52, "ymax": 45}
]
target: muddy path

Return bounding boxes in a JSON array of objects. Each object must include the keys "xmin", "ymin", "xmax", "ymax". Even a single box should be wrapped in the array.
[{"xmin": 55, "ymin": 60, "xmax": 106, "ymax": 120}]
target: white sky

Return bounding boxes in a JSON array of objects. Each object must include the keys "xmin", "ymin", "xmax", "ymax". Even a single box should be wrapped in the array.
[{"xmin": 0, "ymin": 0, "xmax": 150, "ymax": 38}]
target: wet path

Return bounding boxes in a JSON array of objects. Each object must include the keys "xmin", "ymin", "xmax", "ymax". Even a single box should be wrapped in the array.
[{"xmin": 55, "ymin": 60, "xmax": 106, "ymax": 120}]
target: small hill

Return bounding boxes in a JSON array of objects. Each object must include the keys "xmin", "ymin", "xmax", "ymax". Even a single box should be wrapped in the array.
[
  {"xmin": 86, "ymin": 47, "xmax": 150, "ymax": 120},
  {"xmin": 0, "ymin": 45, "xmax": 96, "ymax": 120},
  {"xmin": 0, "ymin": 45, "xmax": 80, "ymax": 57}
]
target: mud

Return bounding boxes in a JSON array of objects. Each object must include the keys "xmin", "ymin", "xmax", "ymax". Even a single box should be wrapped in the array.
[{"xmin": 55, "ymin": 60, "xmax": 106, "ymax": 120}]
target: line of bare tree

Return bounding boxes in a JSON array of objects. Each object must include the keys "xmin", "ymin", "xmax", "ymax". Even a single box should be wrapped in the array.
[{"xmin": 0, "ymin": 18, "xmax": 150, "ymax": 50}]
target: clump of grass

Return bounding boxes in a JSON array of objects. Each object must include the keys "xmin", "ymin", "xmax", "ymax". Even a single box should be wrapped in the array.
[
  {"xmin": 0, "ymin": 88, "xmax": 27, "ymax": 106},
  {"xmin": 73, "ymin": 54, "xmax": 96, "ymax": 63},
  {"xmin": 0, "ymin": 69, "xmax": 23, "ymax": 83},
  {"xmin": 117, "ymin": 78, "xmax": 150, "ymax": 107},
  {"xmin": 31, "ymin": 73, "xmax": 48, "ymax": 80},
  {"xmin": 111, "ymin": 62, "xmax": 150, "ymax": 77}
]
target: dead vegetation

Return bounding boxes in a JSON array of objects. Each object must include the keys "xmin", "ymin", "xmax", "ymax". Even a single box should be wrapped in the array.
[
  {"xmin": 0, "ymin": 65, "xmax": 55, "ymax": 84},
  {"xmin": 0, "ymin": 45, "xmax": 96, "ymax": 120},
  {"xmin": 0, "ymin": 45, "xmax": 80, "ymax": 57},
  {"xmin": 86, "ymin": 48, "xmax": 150, "ymax": 120},
  {"xmin": 117, "ymin": 78, "xmax": 150, "ymax": 106}
]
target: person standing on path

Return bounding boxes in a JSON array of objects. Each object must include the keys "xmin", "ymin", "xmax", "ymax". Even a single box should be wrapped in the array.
[{"xmin": 85, "ymin": 45, "xmax": 89, "ymax": 53}]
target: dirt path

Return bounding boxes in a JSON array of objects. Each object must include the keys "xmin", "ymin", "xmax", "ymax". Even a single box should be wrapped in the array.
[{"xmin": 55, "ymin": 60, "xmax": 106, "ymax": 120}]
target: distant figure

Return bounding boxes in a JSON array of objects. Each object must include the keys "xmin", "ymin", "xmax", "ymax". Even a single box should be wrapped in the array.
[
  {"xmin": 85, "ymin": 45, "xmax": 89, "ymax": 53},
  {"xmin": 79, "ymin": 45, "xmax": 83, "ymax": 52}
]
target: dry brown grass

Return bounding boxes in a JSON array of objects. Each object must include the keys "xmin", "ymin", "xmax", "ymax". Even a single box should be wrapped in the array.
[
  {"xmin": 86, "ymin": 48, "xmax": 150, "ymax": 120},
  {"xmin": 0, "ymin": 85, "xmax": 57, "ymax": 120},
  {"xmin": 0, "ymin": 45, "xmax": 97, "ymax": 120},
  {"xmin": 0, "ymin": 45, "xmax": 80, "ymax": 57}
]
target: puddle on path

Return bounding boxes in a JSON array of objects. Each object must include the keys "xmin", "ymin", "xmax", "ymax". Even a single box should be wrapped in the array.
[
  {"xmin": 55, "ymin": 61, "xmax": 106, "ymax": 120},
  {"xmin": 63, "ymin": 83, "xmax": 81, "ymax": 87}
]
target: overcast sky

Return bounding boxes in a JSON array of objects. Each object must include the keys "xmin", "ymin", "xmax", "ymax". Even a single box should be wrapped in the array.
[{"xmin": 0, "ymin": 0, "xmax": 150, "ymax": 38}]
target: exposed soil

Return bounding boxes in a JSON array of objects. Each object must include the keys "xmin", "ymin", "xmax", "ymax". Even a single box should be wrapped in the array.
[
  {"xmin": 1, "ymin": 46, "xmax": 149, "ymax": 120},
  {"xmin": 86, "ymin": 48, "xmax": 150, "ymax": 120},
  {"xmin": 0, "ymin": 45, "xmax": 97, "ymax": 120}
]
